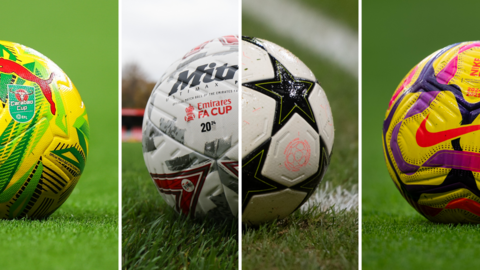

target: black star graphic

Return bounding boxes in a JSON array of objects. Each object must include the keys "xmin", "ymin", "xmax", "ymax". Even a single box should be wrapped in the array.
[
  {"xmin": 242, "ymin": 137, "xmax": 331, "ymax": 212},
  {"xmin": 242, "ymin": 139, "xmax": 285, "ymax": 210},
  {"xmin": 243, "ymin": 59, "xmax": 317, "ymax": 136}
]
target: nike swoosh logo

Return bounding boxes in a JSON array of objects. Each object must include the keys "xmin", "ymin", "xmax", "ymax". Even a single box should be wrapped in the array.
[{"xmin": 416, "ymin": 114, "xmax": 480, "ymax": 147}]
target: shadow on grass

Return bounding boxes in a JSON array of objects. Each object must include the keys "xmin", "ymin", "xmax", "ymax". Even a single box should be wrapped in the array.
[
  {"xmin": 243, "ymin": 205, "xmax": 357, "ymax": 233},
  {"xmin": 363, "ymin": 211, "xmax": 480, "ymax": 237}
]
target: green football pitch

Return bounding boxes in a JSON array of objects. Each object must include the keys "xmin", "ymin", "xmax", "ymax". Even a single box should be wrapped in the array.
[
  {"xmin": 0, "ymin": 0, "xmax": 118, "ymax": 269},
  {"xmin": 242, "ymin": 0, "xmax": 359, "ymax": 269},
  {"xmin": 362, "ymin": 0, "xmax": 480, "ymax": 269}
]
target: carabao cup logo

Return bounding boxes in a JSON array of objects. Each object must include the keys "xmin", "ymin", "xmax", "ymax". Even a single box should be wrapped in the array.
[{"xmin": 8, "ymin": 85, "xmax": 35, "ymax": 123}]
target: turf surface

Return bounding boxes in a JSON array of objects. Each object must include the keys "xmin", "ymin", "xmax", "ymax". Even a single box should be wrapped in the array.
[
  {"xmin": 363, "ymin": 0, "xmax": 480, "ymax": 269},
  {"xmin": 122, "ymin": 143, "xmax": 238, "ymax": 269},
  {"xmin": 0, "ymin": 0, "xmax": 118, "ymax": 269},
  {"xmin": 243, "ymin": 208, "xmax": 358, "ymax": 270},
  {"xmin": 243, "ymin": 1, "xmax": 358, "ymax": 269}
]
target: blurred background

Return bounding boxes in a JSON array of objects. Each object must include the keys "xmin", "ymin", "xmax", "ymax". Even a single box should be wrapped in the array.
[
  {"xmin": 0, "ymin": 0, "xmax": 118, "ymax": 269},
  {"xmin": 121, "ymin": 0, "xmax": 239, "ymax": 141},
  {"xmin": 363, "ymin": 0, "xmax": 480, "ymax": 269}
]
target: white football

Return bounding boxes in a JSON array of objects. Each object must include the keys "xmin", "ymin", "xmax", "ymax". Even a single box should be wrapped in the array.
[
  {"xmin": 142, "ymin": 35, "xmax": 239, "ymax": 219},
  {"xmin": 241, "ymin": 36, "xmax": 334, "ymax": 225}
]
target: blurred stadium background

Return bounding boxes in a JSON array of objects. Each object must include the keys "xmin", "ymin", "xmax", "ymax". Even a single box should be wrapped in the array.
[
  {"xmin": 363, "ymin": 0, "xmax": 480, "ymax": 269},
  {"xmin": 121, "ymin": 63, "xmax": 153, "ymax": 141},
  {"xmin": 121, "ymin": 0, "xmax": 238, "ymax": 141}
]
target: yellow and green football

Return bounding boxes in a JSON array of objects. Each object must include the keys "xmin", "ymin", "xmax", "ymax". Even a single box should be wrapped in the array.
[
  {"xmin": 383, "ymin": 41, "xmax": 480, "ymax": 223},
  {"xmin": 0, "ymin": 41, "xmax": 89, "ymax": 219}
]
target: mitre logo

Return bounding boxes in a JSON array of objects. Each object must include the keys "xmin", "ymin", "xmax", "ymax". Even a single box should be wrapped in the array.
[{"xmin": 169, "ymin": 62, "xmax": 238, "ymax": 96}]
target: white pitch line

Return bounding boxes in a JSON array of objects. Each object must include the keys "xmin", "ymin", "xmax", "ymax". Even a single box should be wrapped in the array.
[
  {"xmin": 243, "ymin": 0, "xmax": 358, "ymax": 78},
  {"xmin": 301, "ymin": 182, "xmax": 358, "ymax": 212}
]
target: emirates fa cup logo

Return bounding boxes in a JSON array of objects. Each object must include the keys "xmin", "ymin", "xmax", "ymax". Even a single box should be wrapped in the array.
[{"xmin": 184, "ymin": 104, "xmax": 195, "ymax": 122}]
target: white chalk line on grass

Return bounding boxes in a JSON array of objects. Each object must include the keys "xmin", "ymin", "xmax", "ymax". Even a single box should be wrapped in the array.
[
  {"xmin": 243, "ymin": 0, "xmax": 358, "ymax": 78},
  {"xmin": 301, "ymin": 181, "xmax": 358, "ymax": 212}
]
